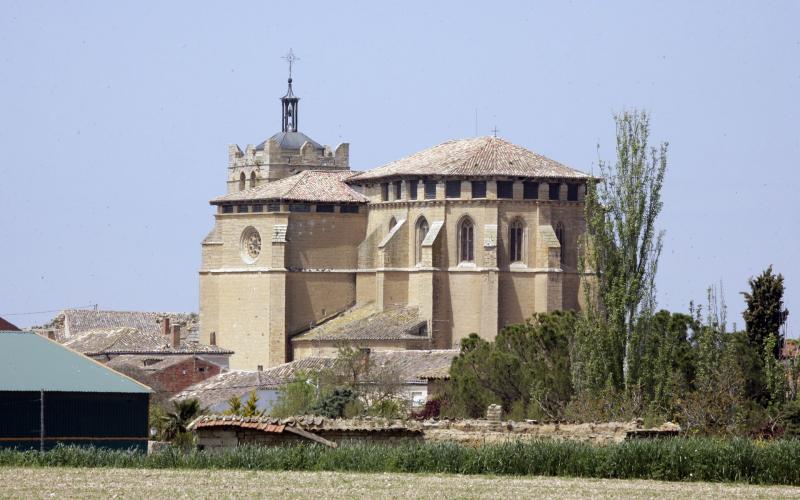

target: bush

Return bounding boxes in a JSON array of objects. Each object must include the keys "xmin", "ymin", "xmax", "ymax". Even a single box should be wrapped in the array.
[
  {"xmin": 5, "ymin": 438, "xmax": 800, "ymax": 485},
  {"xmin": 310, "ymin": 388, "xmax": 357, "ymax": 418}
]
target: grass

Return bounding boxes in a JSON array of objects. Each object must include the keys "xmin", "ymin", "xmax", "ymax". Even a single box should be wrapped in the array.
[
  {"xmin": 2, "ymin": 467, "xmax": 800, "ymax": 499},
  {"xmin": 3, "ymin": 438, "xmax": 800, "ymax": 485}
]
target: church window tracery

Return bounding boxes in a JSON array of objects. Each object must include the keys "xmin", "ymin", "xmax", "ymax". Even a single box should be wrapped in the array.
[
  {"xmin": 459, "ymin": 217, "xmax": 475, "ymax": 263},
  {"xmin": 509, "ymin": 219, "xmax": 524, "ymax": 263}
]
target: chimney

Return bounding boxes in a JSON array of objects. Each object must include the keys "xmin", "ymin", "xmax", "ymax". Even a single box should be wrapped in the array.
[
  {"xmin": 171, "ymin": 324, "xmax": 181, "ymax": 349},
  {"xmin": 162, "ymin": 317, "xmax": 171, "ymax": 337}
]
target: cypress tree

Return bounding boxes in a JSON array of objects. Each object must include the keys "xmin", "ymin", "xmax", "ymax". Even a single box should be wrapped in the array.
[{"xmin": 742, "ymin": 266, "xmax": 789, "ymax": 359}]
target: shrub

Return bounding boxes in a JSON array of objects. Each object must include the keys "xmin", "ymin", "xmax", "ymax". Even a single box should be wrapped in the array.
[{"xmin": 310, "ymin": 388, "xmax": 357, "ymax": 418}]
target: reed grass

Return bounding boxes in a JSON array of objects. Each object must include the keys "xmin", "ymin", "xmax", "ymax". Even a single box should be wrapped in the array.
[{"xmin": 2, "ymin": 438, "xmax": 800, "ymax": 485}]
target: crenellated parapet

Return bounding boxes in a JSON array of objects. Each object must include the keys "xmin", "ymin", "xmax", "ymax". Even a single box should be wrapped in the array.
[{"xmin": 226, "ymin": 138, "xmax": 350, "ymax": 193}]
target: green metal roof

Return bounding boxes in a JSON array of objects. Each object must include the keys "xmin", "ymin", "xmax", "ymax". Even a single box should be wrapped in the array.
[{"xmin": 0, "ymin": 331, "xmax": 151, "ymax": 393}]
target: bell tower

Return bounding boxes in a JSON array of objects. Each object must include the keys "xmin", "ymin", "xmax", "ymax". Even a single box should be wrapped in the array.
[{"xmin": 281, "ymin": 49, "xmax": 299, "ymax": 133}]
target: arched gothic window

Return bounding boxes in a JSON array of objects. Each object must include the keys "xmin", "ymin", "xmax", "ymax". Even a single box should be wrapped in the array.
[
  {"xmin": 555, "ymin": 222, "xmax": 565, "ymax": 265},
  {"xmin": 388, "ymin": 217, "xmax": 397, "ymax": 231},
  {"xmin": 415, "ymin": 217, "xmax": 429, "ymax": 264},
  {"xmin": 239, "ymin": 172, "xmax": 246, "ymax": 191},
  {"xmin": 250, "ymin": 171, "xmax": 257, "ymax": 188},
  {"xmin": 509, "ymin": 219, "xmax": 524, "ymax": 263},
  {"xmin": 458, "ymin": 217, "xmax": 475, "ymax": 263}
]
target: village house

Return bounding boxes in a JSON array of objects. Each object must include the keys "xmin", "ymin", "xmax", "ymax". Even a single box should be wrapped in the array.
[
  {"xmin": 174, "ymin": 349, "xmax": 457, "ymax": 414},
  {"xmin": 61, "ymin": 317, "xmax": 232, "ymax": 368},
  {"xmin": 189, "ymin": 415, "xmax": 423, "ymax": 451},
  {"xmin": 199, "ymin": 74, "xmax": 589, "ymax": 370},
  {"xmin": 106, "ymin": 355, "xmax": 224, "ymax": 403},
  {"xmin": 35, "ymin": 308, "xmax": 200, "ymax": 342}
]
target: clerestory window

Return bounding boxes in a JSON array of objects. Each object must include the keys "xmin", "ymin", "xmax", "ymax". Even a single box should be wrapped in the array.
[
  {"xmin": 509, "ymin": 219, "xmax": 524, "ymax": 263},
  {"xmin": 459, "ymin": 217, "xmax": 475, "ymax": 263}
]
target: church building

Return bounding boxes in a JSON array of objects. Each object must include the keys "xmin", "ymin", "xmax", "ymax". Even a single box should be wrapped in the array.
[{"xmin": 199, "ymin": 75, "xmax": 589, "ymax": 370}]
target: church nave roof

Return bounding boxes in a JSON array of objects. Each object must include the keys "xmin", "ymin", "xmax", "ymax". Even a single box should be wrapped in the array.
[{"xmin": 348, "ymin": 136, "xmax": 589, "ymax": 182}]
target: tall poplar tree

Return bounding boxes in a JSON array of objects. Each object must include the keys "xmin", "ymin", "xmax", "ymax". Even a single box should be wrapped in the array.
[{"xmin": 580, "ymin": 110, "xmax": 668, "ymax": 391}]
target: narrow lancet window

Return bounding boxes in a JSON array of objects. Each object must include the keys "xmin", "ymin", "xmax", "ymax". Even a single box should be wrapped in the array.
[{"xmin": 459, "ymin": 217, "xmax": 475, "ymax": 263}]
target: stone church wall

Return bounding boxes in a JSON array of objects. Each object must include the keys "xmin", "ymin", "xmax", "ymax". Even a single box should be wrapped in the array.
[{"xmin": 286, "ymin": 272, "xmax": 356, "ymax": 334}]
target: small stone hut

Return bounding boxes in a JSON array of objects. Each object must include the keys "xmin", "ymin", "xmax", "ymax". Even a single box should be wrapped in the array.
[{"xmin": 189, "ymin": 415, "xmax": 423, "ymax": 451}]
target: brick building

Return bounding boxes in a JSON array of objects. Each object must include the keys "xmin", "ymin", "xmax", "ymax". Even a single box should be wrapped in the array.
[
  {"xmin": 107, "ymin": 355, "xmax": 223, "ymax": 402},
  {"xmin": 200, "ymin": 74, "xmax": 589, "ymax": 370}
]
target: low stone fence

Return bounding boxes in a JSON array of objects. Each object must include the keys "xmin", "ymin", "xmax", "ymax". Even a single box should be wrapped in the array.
[
  {"xmin": 421, "ymin": 419, "xmax": 680, "ymax": 446},
  {"xmin": 189, "ymin": 414, "xmax": 680, "ymax": 451}
]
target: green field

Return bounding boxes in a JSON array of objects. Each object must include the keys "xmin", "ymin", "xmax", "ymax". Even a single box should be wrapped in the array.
[{"xmin": 2, "ymin": 467, "xmax": 800, "ymax": 499}]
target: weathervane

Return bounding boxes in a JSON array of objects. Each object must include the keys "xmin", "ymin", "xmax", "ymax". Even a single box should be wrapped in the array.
[{"xmin": 282, "ymin": 49, "xmax": 300, "ymax": 79}]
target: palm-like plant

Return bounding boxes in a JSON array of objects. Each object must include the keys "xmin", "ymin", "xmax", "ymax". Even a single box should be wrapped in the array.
[{"xmin": 160, "ymin": 398, "xmax": 203, "ymax": 441}]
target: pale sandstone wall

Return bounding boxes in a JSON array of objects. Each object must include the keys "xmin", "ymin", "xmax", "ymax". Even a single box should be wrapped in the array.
[
  {"xmin": 214, "ymin": 272, "xmax": 272, "ymax": 370},
  {"xmin": 498, "ymin": 272, "xmax": 536, "ymax": 328},
  {"xmin": 214, "ymin": 213, "xmax": 276, "ymax": 268},
  {"xmin": 381, "ymin": 272, "xmax": 409, "ymax": 308},
  {"xmin": 422, "ymin": 420, "xmax": 647, "ymax": 446},
  {"xmin": 355, "ymin": 273, "xmax": 376, "ymax": 306},
  {"xmin": 445, "ymin": 272, "xmax": 484, "ymax": 346},
  {"xmin": 286, "ymin": 212, "xmax": 365, "ymax": 270},
  {"xmin": 286, "ymin": 272, "xmax": 356, "ymax": 334}
]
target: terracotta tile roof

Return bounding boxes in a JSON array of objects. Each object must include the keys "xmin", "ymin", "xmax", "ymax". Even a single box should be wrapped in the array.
[
  {"xmin": 348, "ymin": 136, "xmax": 589, "ymax": 182},
  {"xmin": 172, "ymin": 369, "xmax": 285, "ymax": 409},
  {"xmin": 44, "ymin": 309, "xmax": 200, "ymax": 342},
  {"xmin": 291, "ymin": 304, "xmax": 428, "ymax": 342},
  {"xmin": 368, "ymin": 350, "xmax": 458, "ymax": 384},
  {"xmin": 211, "ymin": 170, "xmax": 369, "ymax": 204},
  {"xmin": 62, "ymin": 327, "xmax": 233, "ymax": 356},
  {"xmin": 258, "ymin": 350, "xmax": 457, "ymax": 385},
  {"xmin": 417, "ymin": 365, "xmax": 452, "ymax": 380},
  {"xmin": 106, "ymin": 354, "xmax": 223, "ymax": 373}
]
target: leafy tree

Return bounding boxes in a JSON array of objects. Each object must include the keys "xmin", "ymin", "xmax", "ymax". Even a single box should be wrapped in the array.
[
  {"xmin": 763, "ymin": 334, "xmax": 787, "ymax": 405},
  {"xmin": 628, "ymin": 310, "xmax": 694, "ymax": 417},
  {"xmin": 579, "ymin": 110, "xmax": 667, "ymax": 391},
  {"xmin": 269, "ymin": 371, "xmax": 318, "ymax": 418},
  {"xmin": 449, "ymin": 311, "xmax": 576, "ymax": 419},
  {"xmin": 742, "ymin": 266, "xmax": 789, "ymax": 359}
]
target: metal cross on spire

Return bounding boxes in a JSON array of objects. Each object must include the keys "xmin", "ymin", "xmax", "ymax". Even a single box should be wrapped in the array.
[
  {"xmin": 491, "ymin": 125, "xmax": 500, "ymax": 137},
  {"xmin": 282, "ymin": 49, "xmax": 300, "ymax": 79}
]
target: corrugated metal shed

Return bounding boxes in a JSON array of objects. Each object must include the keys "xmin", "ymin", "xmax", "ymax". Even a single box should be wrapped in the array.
[{"xmin": 0, "ymin": 331, "xmax": 150, "ymax": 393}]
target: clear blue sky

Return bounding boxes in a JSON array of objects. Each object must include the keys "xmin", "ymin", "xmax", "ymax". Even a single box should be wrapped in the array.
[{"xmin": 1, "ymin": 1, "xmax": 798, "ymax": 333}]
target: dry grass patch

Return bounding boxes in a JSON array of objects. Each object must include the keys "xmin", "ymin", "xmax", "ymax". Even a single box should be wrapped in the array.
[{"xmin": 1, "ymin": 467, "xmax": 800, "ymax": 499}]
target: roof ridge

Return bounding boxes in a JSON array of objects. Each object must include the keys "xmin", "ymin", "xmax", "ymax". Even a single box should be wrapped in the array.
[{"xmin": 347, "ymin": 136, "xmax": 588, "ymax": 182}]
